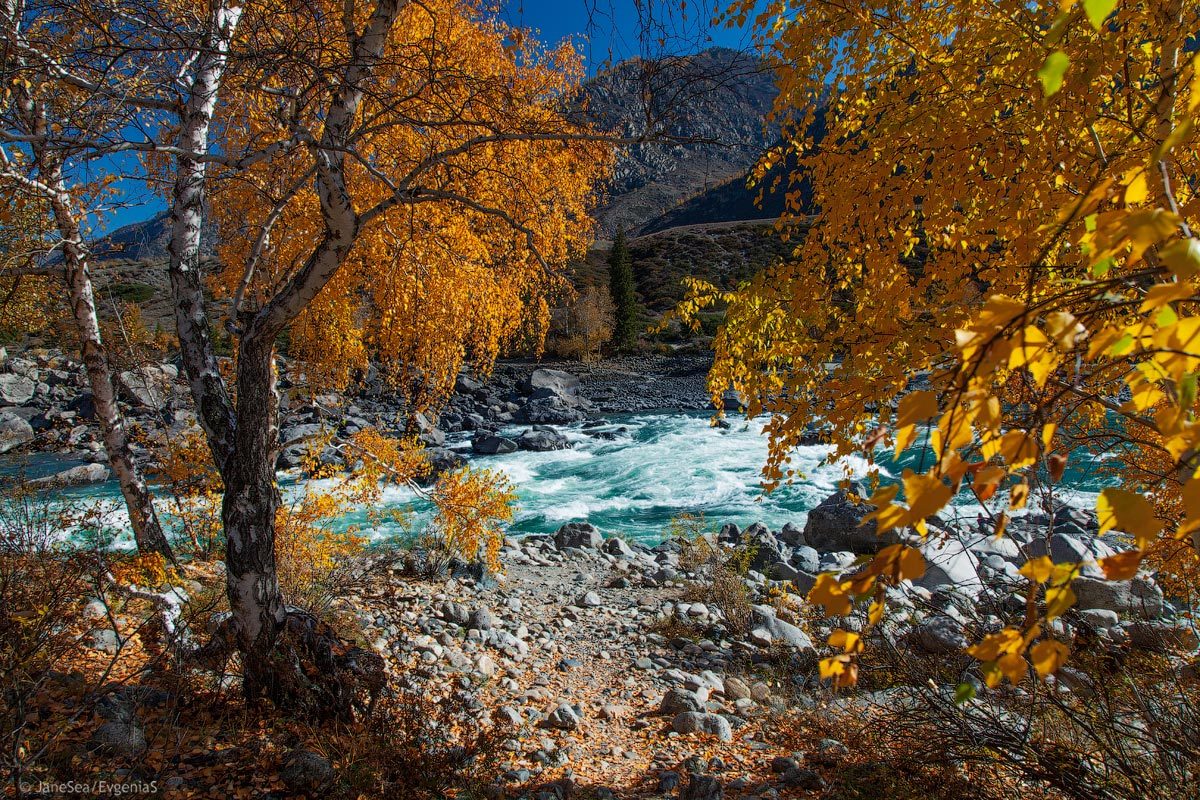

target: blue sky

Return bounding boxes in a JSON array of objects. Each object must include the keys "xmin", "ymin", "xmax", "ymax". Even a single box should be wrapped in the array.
[
  {"xmin": 497, "ymin": 0, "xmax": 760, "ymax": 71},
  {"xmin": 100, "ymin": 0, "xmax": 763, "ymax": 234}
]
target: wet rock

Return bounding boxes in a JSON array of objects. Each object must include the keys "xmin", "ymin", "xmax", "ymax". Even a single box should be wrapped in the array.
[
  {"xmin": 517, "ymin": 428, "xmax": 571, "ymax": 451},
  {"xmin": 473, "ymin": 433, "xmax": 518, "ymax": 455}
]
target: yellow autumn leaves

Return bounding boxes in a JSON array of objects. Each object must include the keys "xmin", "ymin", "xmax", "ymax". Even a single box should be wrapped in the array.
[{"xmin": 696, "ymin": 0, "xmax": 1199, "ymax": 689}]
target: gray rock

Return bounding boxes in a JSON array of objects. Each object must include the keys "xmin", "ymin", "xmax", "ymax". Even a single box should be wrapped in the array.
[
  {"xmin": 467, "ymin": 607, "xmax": 495, "ymax": 631},
  {"xmin": 659, "ymin": 688, "xmax": 704, "ymax": 715},
  {"xmin": 657, "ymin": 771, "xmax": 682, "ymax": 792},
  {"xmin": 554, "ymin": 522, "xmax": 603, "ymax": 549},
  {"xmin": 1079, "ymin": 608, "xmax": 1120, "ymax": 629},
  {"xmin": 672, "ymin": 711, "xmax": 733, "ymax": 742},
  {"xmin": 472, "ymin": 433, "xmax": 518, "ymax": 454},
  {"xmin": 281, "ymin": 749, "xmax": 335, "ymax": 792},
  {"xmin": 517, "ymin": 428, "xmax": 571, "ymax": 451},
  {"xmin": 90, "ymin": 721, "xmax": 146, "ymax": 758},
  {"xmin": 524, "ymin": 396, "xmax": 586, "ymax": 425},
  {"xmin": 88, "ymin": 629, "xmax": 121, "ymax": 654},
  {"xmin": 722, "ymin": 677, "xmax": 752, "ymax": 701},
  {"xmin": 577, "ymin": 591, "xmax": 602, "ymax": 608},
  {"xmin": 1074, "ymin": 576, "xmax": 1164, "ymax": 619},
  {"xmin": 915, "ymin": 616, "xmax": 969, "ymax": 654},
  {"xmin": 681, "ymin": 774, "xmax": 723, "ymax": 800},
  {"xmin": 1125, "ymin": 621, "xmax": 1199, "ymax": 652},
  {"xmin": 789, "ymin": 545, "xmax": 821, "ymax": 573},
  {"xmin": 425, "ymin": 447, "xmax": 467, "ymax": 477},
  {"xmin": 0, "ymin": 411, "xmax": 34, "ymax": 454},
  {"xmin": 30, "ymin": 462, "xmax": 109, "ymax": 488},
  {"xmin": 778, "ymin": 522, "xmax": 807, "ymax": 547},
  {"xmin": 547, "ymin": 702, "xmax": 583, "ymax": 730},
  {"xmin": 0, "ymin": 373, "xmax": 35, "ymax": 405},
  {"xmin": 804, "ymin": 485, "xmax": 898, "ymax": 554},
  {"xmin": 765, "ymin": 563, "xmax": 817, "ymax": 592},
  {"xmin": 116, "ymin": 364, "xmax": 177, "ymax": 409},
  {"xmin": 522, "ymin": 368, "xmax": 581, "ymax": 399},
  {"xmin": 780, "ymin": 768, "xmax": 825, "ymax": 790},
  {"xmin": 750, "ymin": 605, "xmax": 815, "ymax": 651},
  {"xmin": 603, "ymin": 537, "xmax": 635, "ymax": 558}
]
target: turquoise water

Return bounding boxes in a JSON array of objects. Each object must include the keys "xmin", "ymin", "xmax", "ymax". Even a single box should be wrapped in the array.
[{"xmin": 4, "ymin": 412, "xmax": 1112, "ymax": 546}]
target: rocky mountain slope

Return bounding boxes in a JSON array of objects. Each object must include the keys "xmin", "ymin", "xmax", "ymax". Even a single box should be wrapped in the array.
[{"xmin": 580, "ymin": 48, "xmax": 779, "ymax": 237}]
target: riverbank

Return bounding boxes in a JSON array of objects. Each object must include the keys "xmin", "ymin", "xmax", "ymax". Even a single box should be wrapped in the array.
[{"xmin": 27, "ymin": 505, "xmax": 1198, "ymax": 798}]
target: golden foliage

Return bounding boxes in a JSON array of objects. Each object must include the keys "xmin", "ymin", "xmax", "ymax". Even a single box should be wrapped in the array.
[
  {"xmin": 421, "ymin": 466, "xmax": 516, "ymax": 573},
  {"xmin": 207, "ymin": 0, "xmax": 611, "ymax": 408},
  {"xmin": 701, "ymin": 0, "xmax": 1200, "ymax": 684}
]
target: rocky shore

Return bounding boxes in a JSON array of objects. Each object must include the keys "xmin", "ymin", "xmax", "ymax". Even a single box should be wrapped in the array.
[
  {"xmin": 76, "ymin": 502, "xmax": 1195, "ymax": 796},
  {"xmin": 0, "ymin": 346, "xmax": 711, "ymax": 484}
]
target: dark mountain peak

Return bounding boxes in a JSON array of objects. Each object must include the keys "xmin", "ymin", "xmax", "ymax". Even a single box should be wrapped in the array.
[{"xmin": 580, "ymin": 46, "xmax": 779, "ymax": 236}]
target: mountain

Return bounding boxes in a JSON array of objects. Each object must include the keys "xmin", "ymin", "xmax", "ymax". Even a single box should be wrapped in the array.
[
  {"xmin": 580, "ymin": 47, "xmax": 779, "ymax": 236},
  {"xmin": 88, "ymin": 47, "xmax": 780, "ymax": 261}
]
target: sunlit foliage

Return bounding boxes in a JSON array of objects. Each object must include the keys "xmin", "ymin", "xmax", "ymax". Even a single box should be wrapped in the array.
[
  {"xmin": 697, "ymin": 0, "xmax": 1200, "ymax": 684},
  {"xmin": 207, "ymin": 0, "xmax": 611, "ymax": 407}
]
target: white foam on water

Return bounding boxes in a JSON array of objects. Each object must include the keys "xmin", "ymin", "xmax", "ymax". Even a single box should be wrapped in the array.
[{"xmin": 40, "ymin": 411, "xmax": 1111, "ymax": 545}]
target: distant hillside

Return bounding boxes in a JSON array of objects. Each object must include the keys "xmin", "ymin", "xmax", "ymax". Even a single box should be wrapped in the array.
[
  {"xmin": 573, "ymin": 220, "xmax": 803, "ymax": 314},
  {"xmin": 580, "ymin": 47, "xmax": 779, "ymax": 236}
]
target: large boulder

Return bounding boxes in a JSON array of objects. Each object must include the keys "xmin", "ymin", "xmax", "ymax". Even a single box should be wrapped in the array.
[
  {"xmin": 517, "ymin": 427, "xmax": 570, "ymax": 451},
  {"xmin": 116, "ymin": 364, "xmax": 178, "ymax": 410},
  {"xmin": 31, "ymin": 463, "xmax": 109, "ymax": 488},
  {"xmin": 0, "ymin": 373, "xmax": 35, "ymax": 405},
  {"xmin": 0, "ymin": 411, "xmax": 34, "ymax": 454},
  {"xmin": 522, "ymin": 368, "xmax": 580, "ymax": 400},
  {"xmin": 803, "ymin": 485, "xmax": 898, "ymax": 554},
  {"xmin": 750, "ymin": 605, "xmax": 815, "ymax": 651},
  {"xmin": 554, "ymin": 521, "xmax": 604, "ymax": 549},
  {"xmin": 472, "ymin": 433, "xmax": 517, "ymax": 455},
  {"xmin": 1074, "ymin": 575, "xmax": 1164, "ymax": 619},
  {"xmin": 523, "ymin": 396, "xmax": 586, "ymax": 425}
]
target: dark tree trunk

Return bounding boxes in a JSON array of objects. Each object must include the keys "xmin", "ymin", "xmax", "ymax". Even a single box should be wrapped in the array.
[{"xmin": 220, "ymin": 337, "xmax": 285, "ymax": 698}]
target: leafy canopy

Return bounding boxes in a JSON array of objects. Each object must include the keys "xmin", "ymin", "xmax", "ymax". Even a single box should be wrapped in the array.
[{"xmin": 694, "ymin": 0, "xmax": 1200, "ymax": 685}]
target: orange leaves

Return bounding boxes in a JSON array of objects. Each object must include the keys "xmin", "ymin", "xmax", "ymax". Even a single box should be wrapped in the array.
[
  {"xmin": 424, "ymin": 466, "xmax": 517, "ymax": 572},
  {"xmin": 1099, "ymin": 550, "xmax": 1145, "ymax": 580}
]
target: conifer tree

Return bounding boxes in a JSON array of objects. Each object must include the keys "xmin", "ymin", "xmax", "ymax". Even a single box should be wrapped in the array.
[{"xmin": 607, "ymin": 228, "xmax": 638, "ymax": 351}]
